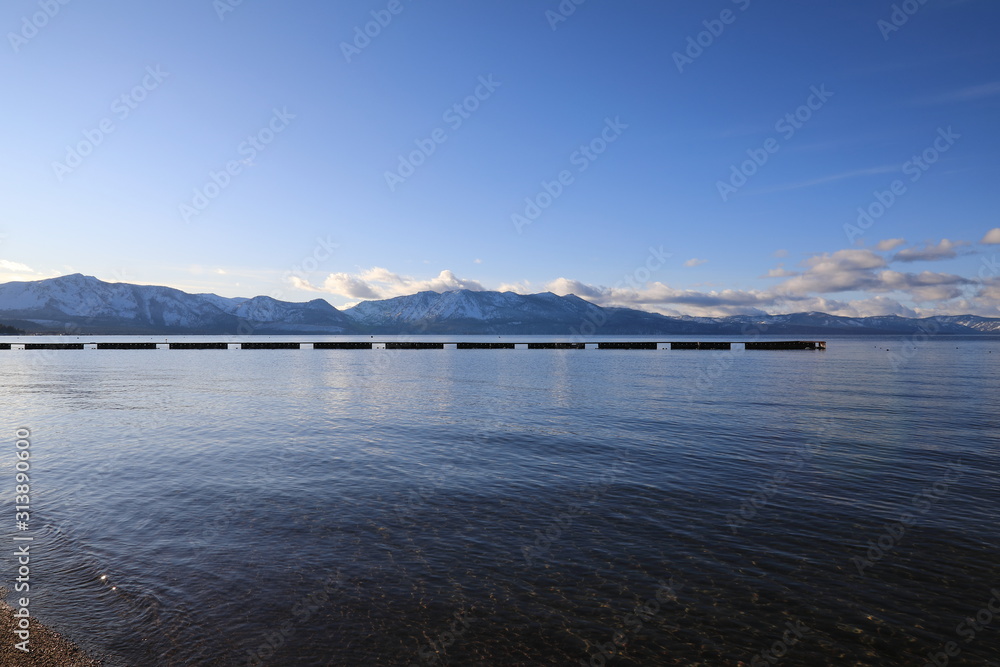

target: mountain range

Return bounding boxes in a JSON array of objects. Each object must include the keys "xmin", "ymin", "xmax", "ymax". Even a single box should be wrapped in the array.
[{"xmin": 1, "ymin": 273, "xmax": 999, "ymax": 336}]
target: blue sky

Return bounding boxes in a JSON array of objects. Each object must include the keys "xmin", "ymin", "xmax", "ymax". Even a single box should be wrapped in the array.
[{"xmin": 2, "ymin": 0, "xmax": 999, "ymax": 317}]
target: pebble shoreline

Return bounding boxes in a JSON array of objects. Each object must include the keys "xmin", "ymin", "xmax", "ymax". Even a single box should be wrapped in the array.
[{"xmin": 0, "ymin": 602, "xmax": 101, "ymax": 666}]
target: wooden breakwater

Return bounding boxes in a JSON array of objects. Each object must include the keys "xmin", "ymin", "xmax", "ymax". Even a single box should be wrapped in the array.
[
  {"xmin": 745, "ymin": 341, "xmax": 826, "ymax": 350},
  {"xmin": 96, "ymin": 342, "xmax": 158, "ymax": 349},
  {"xmin": 0, "ymin": 341, "xmax": 826, "ymax": 351}
]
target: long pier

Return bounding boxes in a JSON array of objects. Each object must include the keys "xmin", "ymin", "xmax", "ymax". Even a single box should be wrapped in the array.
[{"xmin": 0, "ymin": 341, "xmax": 826, "ymax": 351}]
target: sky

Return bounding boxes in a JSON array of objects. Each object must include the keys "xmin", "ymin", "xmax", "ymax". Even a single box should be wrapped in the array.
[{"xmin": 1, "ymin": 0, "xmax": 999, "ymax": 318}]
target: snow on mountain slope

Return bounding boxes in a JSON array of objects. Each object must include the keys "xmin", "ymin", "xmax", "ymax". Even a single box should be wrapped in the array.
[
  {"xmin": 2, "ymin": 275, "xmax": 999, "ymax": 335},
  {"xmin": 0, "ymin": 274, "xmax": 227, "ymax": 327},
  {"xmin": 0, "ymin": 274, "xmax": 351, "ymax": 333},
  {"xmin": 195, "ymin": 292, "xmax": 248, "ymax": 311},
  {"xmin": 343, "ymin": 290, "xmax": 604, "ymax": 326},
  {"xmin": 228, "ymin": 296, "xmax": 349, "ymax": 326},
  {"xmin": 933, "ymin": 315, "xmax": 1000, "ymax": 334}
]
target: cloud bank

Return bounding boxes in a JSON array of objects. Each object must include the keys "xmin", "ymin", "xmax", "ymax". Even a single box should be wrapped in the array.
[{"xmin": 285, "ymin": 233, "xmax": 1000, "ymax": 318}]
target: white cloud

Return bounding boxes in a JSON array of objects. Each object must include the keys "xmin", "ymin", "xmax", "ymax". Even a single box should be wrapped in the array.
[
  {"xmin": 321, "ymin": 273, "xmax": 383, "ymax": 299},
  {"xmin": 296, "ymin": 267, "xmax": 487, "ymax": 301},
  {"xmin": 767, "ymin": 249, "xmax": 974, "ymax": 307},
  {"xmin": 763, "ymin": 265, "xmax": 795, "ymax": 278},
  {"xmin": 878, "ymin": 269, "xmax": 968, "ymax": 290},
  {"xmin": 875, "ymin": 238, "xmax": 906, "ymax": 251},
  {"xmin": 772, "ymin": 249, "xmax": 788, "ymax": 258},
  {"xmin": 878, "ymin": 270, "xmax": 966, "ymax": 302},
  {"xmin": 0, "ymin": 259, "xmax": 52, "ymax": 284},
  {"xmin": 829, "ymin": 296, "xmax": 918, "ymax": 318},
  {"xmin": 545, "ymin": 277, "xmax": 606, "ymax": 299},
  {"xmin": 913, "ymin": 81, "xmax": 1000, "ymax": 106},
  {"xmin": 0, "ymin": 260, "xmax": 34, "ymax": 273},
  {"xmin": 777, "ymin": 249, "xmax": 887, "ymax": 294},
  {"xmin": 976, "ymin": 281, "xmax": 1000, "ymax": 302},
  {"xmin": 760, "ymin": 165, "xmax": 899, "ymax": 194},
  {"xmin": 497, "ymin": 280, "xmax": 532, "ymax": 294},
  {"xmin": 286, "ymin": 242, "xmax": 1000, "ymax": 318},
  {"xmin": 683, "ymin": 258, "xmax": 708, "ymax": 267},
  {"xmin": 543, "ymin": 278, "xmax": 783, "ymax": 317},
  {"xmin": 980, "ymin": 228, "xmax": 1000, "ymax": 245},
  {"xmin": 892, "ymin": 238, "xmax": 968, "ymax": 263}
]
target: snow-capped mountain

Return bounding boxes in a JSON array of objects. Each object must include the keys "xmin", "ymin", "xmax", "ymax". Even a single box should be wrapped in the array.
[
  {"xmin": 1, "ymin": 275, "xmax": 999, "ymax": 335},
  {"xmin": 0, "ymin": 274, "xmax": 352, "ymax": 334},
  {"xmin": 674, "ymin": 311, "xmax": 1000, "ymax": 335},
  {"xmin": 930, "ymin": 315, "xmax": 1000, "ymax": 334},
  {"xmin": 343, "ymin": 290, "xmax": 609, "ymax": 333},
  {"xmin": 344, "ymin": 290, "xmax": 1000, "ymax": 335}
]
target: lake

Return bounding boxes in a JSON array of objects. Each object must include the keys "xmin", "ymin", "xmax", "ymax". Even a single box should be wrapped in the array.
[{"xmin": 1, "ymin": 335, "xmax": 998, "ymax": 665}]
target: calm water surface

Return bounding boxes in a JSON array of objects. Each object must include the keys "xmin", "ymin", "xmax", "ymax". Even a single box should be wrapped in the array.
[{"xmin": 1, "ymin": 336, "xmax": 998, "ymax": 665}]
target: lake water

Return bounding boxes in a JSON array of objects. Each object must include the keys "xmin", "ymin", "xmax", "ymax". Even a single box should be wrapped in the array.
[{"xmin": 2, "ymin": 336, "xmax": 999, "ymax": 666}]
